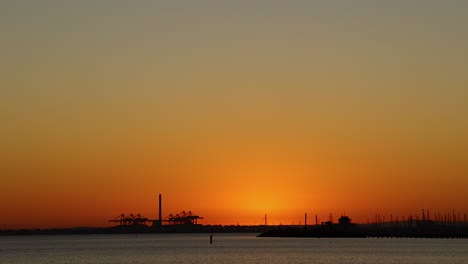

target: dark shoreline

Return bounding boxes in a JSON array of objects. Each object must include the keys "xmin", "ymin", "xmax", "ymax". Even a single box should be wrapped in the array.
[
  {"xmin": 3, "ymin": 220, "xmax": 468, "ymax": 239},
  {"xmin": 0, "ymin": 224, "xmax": 271, "ymax": 236}
]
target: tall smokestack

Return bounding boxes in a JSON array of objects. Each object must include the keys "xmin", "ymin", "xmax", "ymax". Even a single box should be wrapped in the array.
[{"xmin": 159, "ymin": 194, "xmax": 162, "ymax": 225}]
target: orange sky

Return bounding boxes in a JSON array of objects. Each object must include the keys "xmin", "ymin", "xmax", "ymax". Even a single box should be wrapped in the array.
[{"xmin": 1, "ymin": 1, "xmax": 468, "ymax": 229}]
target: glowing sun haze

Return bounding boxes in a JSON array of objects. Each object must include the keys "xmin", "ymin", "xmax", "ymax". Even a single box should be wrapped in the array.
[{"xmin": 1, "ymin": 0, "xmax": 468, "ymax": 229}]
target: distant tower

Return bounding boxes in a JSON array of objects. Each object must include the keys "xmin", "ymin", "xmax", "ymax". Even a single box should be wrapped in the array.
[{"xmin": 264, "ymin": 214, "xmax": 268, "ymax": 226}]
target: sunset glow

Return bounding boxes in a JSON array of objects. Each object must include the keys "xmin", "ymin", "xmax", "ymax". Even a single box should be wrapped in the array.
[{"xmin": 1, "ymin": 1, "xmax": 468, "ymax": 229}]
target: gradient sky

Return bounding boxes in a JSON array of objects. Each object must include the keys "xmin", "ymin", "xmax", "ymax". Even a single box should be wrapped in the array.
[{"xmin": 1, "ymin": 1, "xmax": 468, "ymax": 229}]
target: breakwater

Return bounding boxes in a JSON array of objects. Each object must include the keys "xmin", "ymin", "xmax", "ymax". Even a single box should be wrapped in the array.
[{"xmin": 258, "ymin": 221, "xmax": 468, "ymax": 239}]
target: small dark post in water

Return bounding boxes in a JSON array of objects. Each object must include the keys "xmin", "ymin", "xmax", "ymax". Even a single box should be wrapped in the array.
[
  {"xmin": 210, "ymin": 234, "xmax": 213, "ymax": 244},
  {"xmin": 304, "ymin": 213, "xmax": 307, "ymax": 229}
]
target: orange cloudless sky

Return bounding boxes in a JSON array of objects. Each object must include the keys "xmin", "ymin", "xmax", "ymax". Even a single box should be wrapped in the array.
[{"xmin": 1, "ymin": 1, "xmax": 468, "ymax": 229}]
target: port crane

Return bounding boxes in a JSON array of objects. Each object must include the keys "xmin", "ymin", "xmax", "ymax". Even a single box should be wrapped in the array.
[
  {"xmin": 109, "ymin": 213, "xmax": 151, "ymax": 226},
  {"xmin": 164, "ymin": 211, "xmax": 203, "ymax": 225}
]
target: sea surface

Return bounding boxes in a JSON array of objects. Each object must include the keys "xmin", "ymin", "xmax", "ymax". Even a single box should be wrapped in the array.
[{"xmin": 1, "ymin": 233, "xmax": 467, "ymax": 264}]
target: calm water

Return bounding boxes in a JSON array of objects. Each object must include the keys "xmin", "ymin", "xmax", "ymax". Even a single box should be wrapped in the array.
[{"xmin": 1, "ymin": 233, "xmax": 467, "ymax": 264}]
